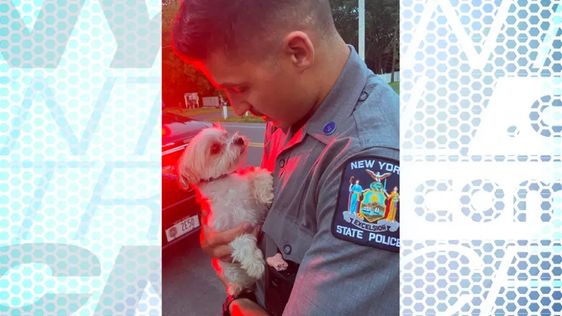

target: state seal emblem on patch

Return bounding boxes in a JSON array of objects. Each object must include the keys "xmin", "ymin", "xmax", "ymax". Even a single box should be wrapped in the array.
[{"xmin": 332, "ymin": 156, "xmax": 399, "ymax": 252}]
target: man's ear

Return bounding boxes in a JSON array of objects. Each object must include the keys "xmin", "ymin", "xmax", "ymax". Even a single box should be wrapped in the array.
[{"xmin": 282, "ymin": 31, "xmax": 315, "ymax": 71}]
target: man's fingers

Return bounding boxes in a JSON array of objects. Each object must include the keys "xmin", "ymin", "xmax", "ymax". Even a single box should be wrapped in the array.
[
  {"xmin": 218, "ymin": 254, "xmax": 233, "ymax": 263},
  {"xmin": 211, "ymin": 245, "xmax": 234, "ymax": 261},
  {"xmin": 208, "ymin": 222, "xmax": 254, "ymax": 246},
  {"xmin": 200, "ymin": 232, "xmax": 232, "ymax": 258},
  {"xmin": 208, "ymin": 243, "xmax": 233, "ymax": 262},
  {"xmin": 200, "ymin": 222, "xmax": 255, "ymax": 259},
  {"xmin": 251, "ymin": 225, "xmax": 261, "ymax": 235}
]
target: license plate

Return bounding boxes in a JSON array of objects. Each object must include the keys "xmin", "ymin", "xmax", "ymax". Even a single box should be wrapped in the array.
[{"xmin": 165, "ymin": 214, "xmax": 200, "ymax": 242}]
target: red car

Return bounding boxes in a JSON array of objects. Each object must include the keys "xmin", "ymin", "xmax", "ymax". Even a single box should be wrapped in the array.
[{"xmin": 162, "ymin": 113, "xmax": 212, "ymax": 248}]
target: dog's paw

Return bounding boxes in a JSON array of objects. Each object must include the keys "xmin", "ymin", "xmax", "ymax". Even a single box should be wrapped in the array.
[
  {"xmin": 243, "ymin": 250, "xmax": 265, "ymax": 279},
  {"xmin": 260, "ymin": 188, "xmax": 274, "ymax": 206},
  {"xmin": 264, "ymin": 184, "xmax": 274, "ymax": 206},
  {"xmin": 252, "ymin": 170, "xmax": 274, "ymax": 206},
  {"xmin": 231, "ymin": 234, "xmax": 265, "ymax": 279}
]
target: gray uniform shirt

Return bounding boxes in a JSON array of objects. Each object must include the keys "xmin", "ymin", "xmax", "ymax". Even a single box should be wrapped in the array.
[{"xmin": 258, "ymin": 46, "xmax": 399, "ymax": 316}]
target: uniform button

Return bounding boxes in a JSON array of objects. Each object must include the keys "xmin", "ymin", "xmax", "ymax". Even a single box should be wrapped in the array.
[
  {"xmin": 323, "ymin": 121, "xmax": 336, "ymax": 135},
  {"xmin": 279, "ymin": 159, "xmax": 285, "ymax": 168},
  {"xmin": 283, "ymin": 244, "xmax": 292, "ymax": 255},
  {"xmin": 359, "ymin": 90, "xmax": 369, "ymax": 102}
]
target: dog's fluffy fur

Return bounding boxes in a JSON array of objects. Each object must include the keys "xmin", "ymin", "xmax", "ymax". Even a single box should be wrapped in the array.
[{"xmin": 177, "ymin": 127, "xmax": 273, "ymax": 295}]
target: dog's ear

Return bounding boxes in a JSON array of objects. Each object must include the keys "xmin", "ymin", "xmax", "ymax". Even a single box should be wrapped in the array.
[
  {"xmin": 177, "ymin": 148, "xmax": 200, "ymax": 189},
  {"xmin": 178, "ymin": 162, "xmax": 199, "ymax": 189},
  {"xmin": 178, "ymin": 171, "xmax": 192, "ymax": 189}
]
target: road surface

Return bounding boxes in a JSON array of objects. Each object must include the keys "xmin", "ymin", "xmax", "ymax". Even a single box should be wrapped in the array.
[{"xmin": 163, "ymin": 234, "xmax": 223, "ymax": 315}]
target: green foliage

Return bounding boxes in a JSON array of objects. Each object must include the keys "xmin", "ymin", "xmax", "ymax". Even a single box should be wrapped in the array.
[
  {"xmin": 218, "ymin": 115, "xmax": 266, "ymax": 123},
  {"xmin": 162, "ymin": 0, "xmax": 217, "ymax": 107},
  {"xmin": 388, "ymin": 81, "xmax": 400, "ymax": 94},
  {"xmin": 330, "ymin": 0, "xmax": 399, "ymax": 75},
  {"xmin": 164, "ymin": 106, "xmax": 220, "ymax": 117}
]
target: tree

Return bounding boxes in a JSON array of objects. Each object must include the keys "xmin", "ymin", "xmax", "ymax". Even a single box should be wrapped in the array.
[
  {"xmin": 330, "ymin": 0, "xmax": 399, "ymax": 76},
  {"xmin": 162, "ymin": 0, "xmax": 217, "ymax": 108}
]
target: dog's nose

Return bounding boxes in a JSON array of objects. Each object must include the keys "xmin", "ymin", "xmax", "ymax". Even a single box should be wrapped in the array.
[{"xmin": 234, "ymin": 137, "xmax": 245, "ymax": 146}]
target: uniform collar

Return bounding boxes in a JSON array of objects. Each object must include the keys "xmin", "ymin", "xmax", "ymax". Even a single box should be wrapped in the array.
[
  {"xmin": 304, "ymin": 45, "xmax": 370, "ymax": 140},
  {"xmin": 272, "ymin": 45, "xmax": 370, "ymax": 153}
]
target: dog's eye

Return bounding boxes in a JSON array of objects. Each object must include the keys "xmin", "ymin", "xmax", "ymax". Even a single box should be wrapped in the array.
[{"xmin": 210, "ymin": 143, "xmax": 222, "ymax": 155}]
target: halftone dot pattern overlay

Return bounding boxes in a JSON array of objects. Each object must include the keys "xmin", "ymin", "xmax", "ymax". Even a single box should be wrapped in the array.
[
  {"xmin": 402, "ymin": 0, "xmax": 561, "ymax": 315},
  {"xmin": 1, "ymin": 1, "xmax": 162, "ymax": 315}
]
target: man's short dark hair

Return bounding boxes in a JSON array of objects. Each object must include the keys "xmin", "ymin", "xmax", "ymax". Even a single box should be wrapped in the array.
[{"xmin": 173, "ymin": 0, "xmax": 335, "ymax": 62}]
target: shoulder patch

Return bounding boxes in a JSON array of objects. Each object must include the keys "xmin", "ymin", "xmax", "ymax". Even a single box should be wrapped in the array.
[{"xmin": 331, "ymin": 156, "xmax": 399, "ymax": 252}]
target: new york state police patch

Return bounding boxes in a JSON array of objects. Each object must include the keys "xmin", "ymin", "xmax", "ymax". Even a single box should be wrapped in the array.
[{"xmin": 331, "ymin": 156, "xmax": 399, "ymax": 252}]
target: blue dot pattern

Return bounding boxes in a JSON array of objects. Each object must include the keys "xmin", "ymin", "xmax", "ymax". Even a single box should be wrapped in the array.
[
  {"xmin": 402, "ymin": 1, "xmax": 562, "ymax": 315},
  {"xmin": 1, "ymin": 1, "xmax": 162, "ymax": 315}
]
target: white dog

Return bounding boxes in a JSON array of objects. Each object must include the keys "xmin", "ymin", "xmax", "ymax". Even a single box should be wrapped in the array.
[{"xmin": 177, "ymin": 126, "xmax": 274, "ymax": 296}]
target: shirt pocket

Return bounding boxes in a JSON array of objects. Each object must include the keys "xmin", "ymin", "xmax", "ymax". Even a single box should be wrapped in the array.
[{"xmin": 262, "ymin": 209, "xmax": 314, "ymax": 264}]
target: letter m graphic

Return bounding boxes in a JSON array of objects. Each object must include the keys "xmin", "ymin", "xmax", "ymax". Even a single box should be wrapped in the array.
[{"xmin": 0, "ymin": 1, "xmax": 85, "ymax": 68}]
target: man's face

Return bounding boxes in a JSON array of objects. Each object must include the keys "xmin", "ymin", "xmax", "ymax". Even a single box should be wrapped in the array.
[{"xmin": 203, "ymin": 50, "xmax": 313, "ymax": 129}]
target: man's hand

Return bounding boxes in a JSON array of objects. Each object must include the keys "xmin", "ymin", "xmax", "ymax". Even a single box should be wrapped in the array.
[
  {"xmin": 200, "ymin": 221, "xmax": 255, "ymax": 262},
  {"xmin": 229, "ymin": 298, "xmax": 269, "ymax": 316}
]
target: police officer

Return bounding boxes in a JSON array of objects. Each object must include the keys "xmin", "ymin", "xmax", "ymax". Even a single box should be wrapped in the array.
[{"xmin": 174, "ymin": 1, "xmax": 399, "ymax": 315}]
